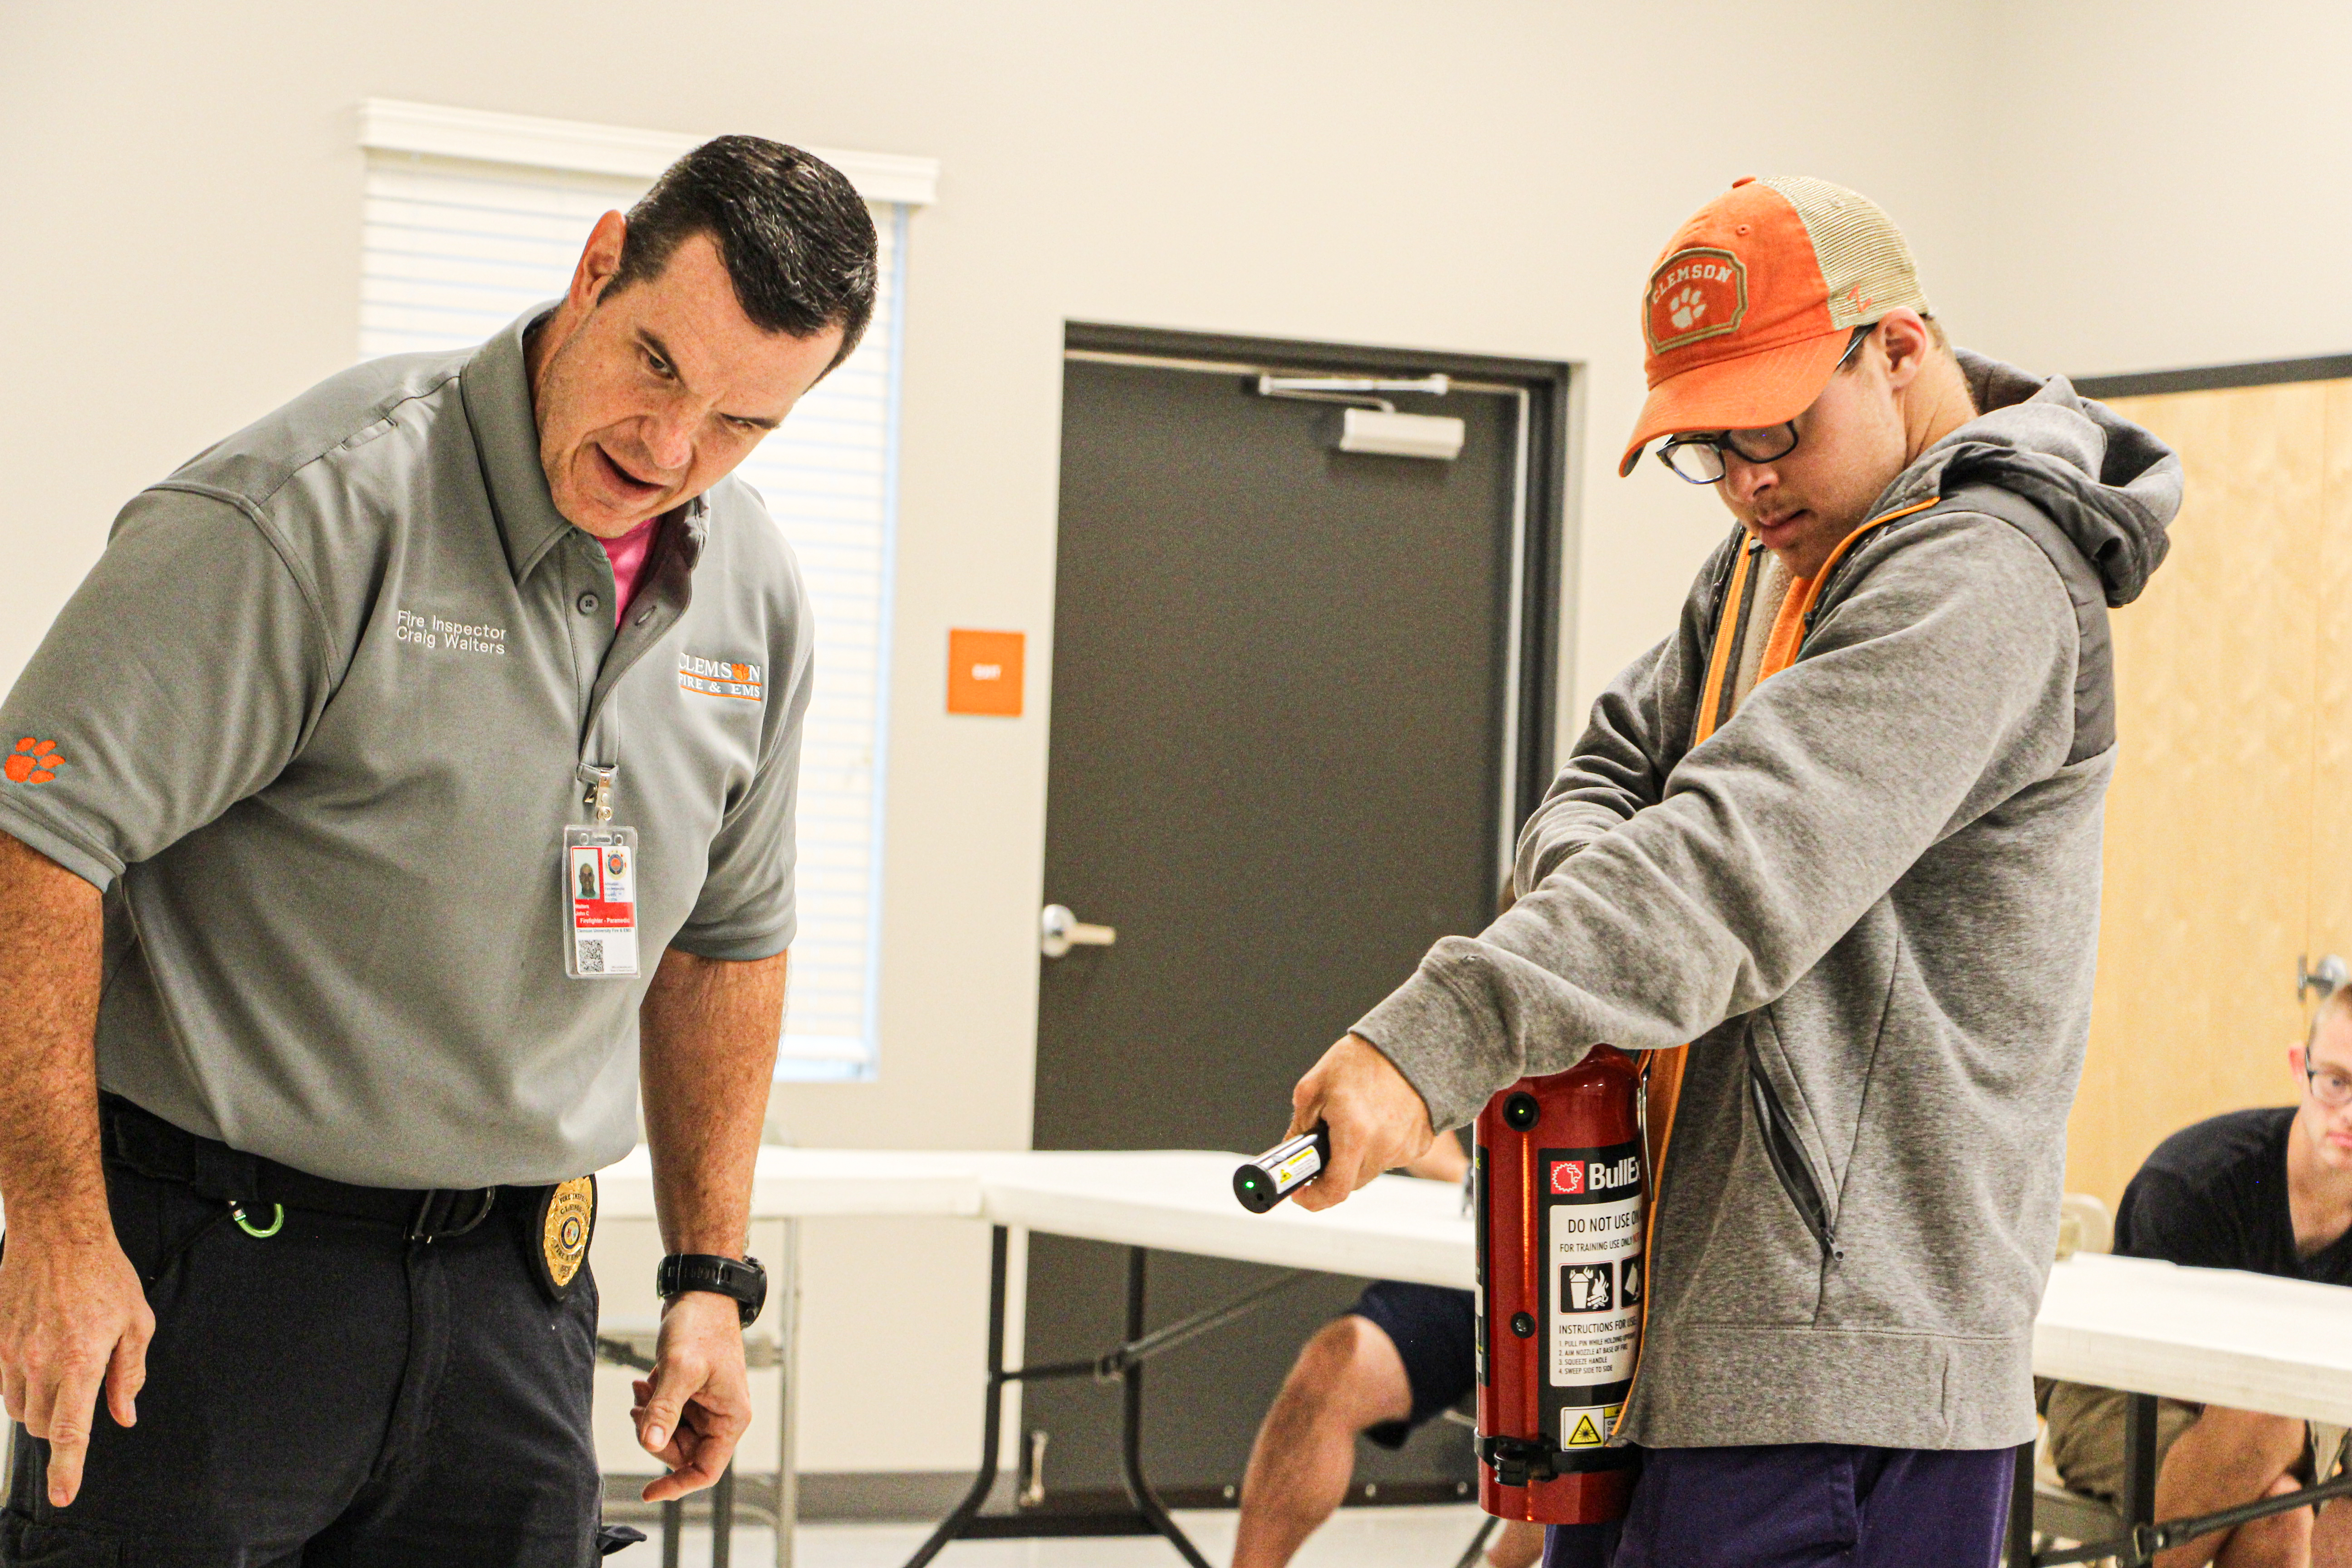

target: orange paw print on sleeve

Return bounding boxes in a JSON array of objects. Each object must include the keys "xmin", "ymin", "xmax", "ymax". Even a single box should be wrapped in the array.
[{"xmin": 4, "ymin": 738, "xmax": 62, "ymax": 784}]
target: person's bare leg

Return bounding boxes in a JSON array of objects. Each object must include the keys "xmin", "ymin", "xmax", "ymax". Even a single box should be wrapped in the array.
[
  {"xmin": 2310, "ymin": 1494, "xmax": 2352, "ymax": 1568},
  {"xmin": 2155, "ymin": 1407, "xmax": 2309, "ymax": 1568},
  {"xmin": 2214, "ymin": 1474, "xmax": 2313, "ymax": 1568},
  {"xmin": 1231, "ymin": 1315, "xmax": 1413, "ymax": 1568},
  {"xmin": 1489, "ymin": 1519, "xmax": 1545, "ymax": 1568}
]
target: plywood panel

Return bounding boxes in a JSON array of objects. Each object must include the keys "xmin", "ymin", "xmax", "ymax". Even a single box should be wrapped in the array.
[
  {"xmin": 2068, "ymin": 384, "xmax": 2328, "ymax": 1205},
  {"xmin": 2310, "ymin": 382, "xmax": 2352, "ymax": 1002}
]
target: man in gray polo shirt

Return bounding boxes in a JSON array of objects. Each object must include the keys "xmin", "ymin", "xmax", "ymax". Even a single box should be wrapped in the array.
[{"xmin": 0, "ymin": 136, "xmax": 871, "ymax": 1562}]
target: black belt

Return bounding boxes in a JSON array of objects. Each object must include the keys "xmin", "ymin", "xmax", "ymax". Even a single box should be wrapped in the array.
[{"xmin": 100, "ymin": 1093, "xmax": 524, "ymax": 1241}]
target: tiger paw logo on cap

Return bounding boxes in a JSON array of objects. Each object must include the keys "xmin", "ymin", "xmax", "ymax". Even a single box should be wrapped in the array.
[
  {"xmin": 4, "ymin": 738, "xmax": 60, "ymax": 784},
  {"xmin": 1646, "ymin": 246, "xmax": 1748, "ymax": 355}
]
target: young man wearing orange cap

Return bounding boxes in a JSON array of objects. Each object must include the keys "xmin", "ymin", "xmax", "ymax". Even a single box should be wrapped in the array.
[{"xmin": 1281, "ymin": 176, "xmax": 2182, "ymax": 1564}]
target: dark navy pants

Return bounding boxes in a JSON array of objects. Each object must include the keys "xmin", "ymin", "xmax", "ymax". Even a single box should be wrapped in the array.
[
  {"xmin": 1544, "ymin": 1444, "xmax": 2014, "ymax": 1568},
  {"xmin": 3, "ymin": 1149, "xmax": 602, "ymax": 1565}
]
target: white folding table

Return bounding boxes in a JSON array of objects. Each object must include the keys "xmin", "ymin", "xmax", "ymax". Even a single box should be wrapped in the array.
[
  {"xmin": 594, "ymin": 1147, "xmax": 1469, "ymax": 1566},
  {"xmin": 597, "ymin": 1149, "xmax": 2352, "ymax": 1568},
  {"xmin": 2034, "ymin": 1252, "xmax": 2352, "ymax": 1424},
  {"xmin": 2021, "ymin": 1252, "xmax": 2352, "ymax": 1564}
]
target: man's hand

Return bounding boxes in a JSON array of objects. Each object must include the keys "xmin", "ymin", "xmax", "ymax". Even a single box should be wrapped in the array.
[
  {"xmin": 0, "ymin": 830, "xmax": 126, "ymax": 1507},
  {"xmin": 632, "ymin": 1290, "xmax": 753, "ymax": 1501},
  {"xmin": 634, "ymin": 944, "xmax": 784, "ymax": 1501},
  {"xmin": 1400, "ymin": 1128, "xmax": 1470, "ymax": 1184},
  {"xmin": 0, "ymin": 1219, "xmax": 154, "ymax": 1507},
  {"xmin": 1287, "ymin": 1034, "xmax": 1436, "ymax": 1211}
]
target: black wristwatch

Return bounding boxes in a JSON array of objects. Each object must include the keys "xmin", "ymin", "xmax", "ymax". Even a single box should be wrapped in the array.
[{"xmin": 656, "ymin": 1254, "xmax": 768, "ymax": 1326}]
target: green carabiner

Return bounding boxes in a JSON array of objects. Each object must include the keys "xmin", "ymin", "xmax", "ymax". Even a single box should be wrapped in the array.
[{"xmin": 231, "ymin": 1203, "xmax": 285, "ymax": 1239}]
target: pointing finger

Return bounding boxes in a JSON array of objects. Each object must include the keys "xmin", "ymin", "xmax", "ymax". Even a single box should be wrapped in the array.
[{"xmin": 40, "ymin": 1368, "xmax": 102, "ymax": 1508}]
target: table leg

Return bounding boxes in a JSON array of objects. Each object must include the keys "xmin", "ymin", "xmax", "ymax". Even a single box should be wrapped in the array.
[
  {"xmin": 661, "ymin": 1500, "xmax": 682, "ymax": 1568},
  {"xmin": 2008, "ymin": 1438, "xmax": 2036, "ymax": 1567},
  {"xmin": 897, "ymin": 1230, "xmax": 1282, "ymax": 1565},
  {"xmin": 901, "ymin": 1226, "xmax": 1012, "ymax": 1568},
  {"xmin": 1451, "ymin": 1514, "xmax": 1501, "ymax": 1568},
  {"xmin": 776, "ymin": 1216, "xmax": 800, "ymax": 1568},
  {"xmin": 2122, "ymin": 1392, "xmax": 2159, "ymax": 1535},
  {"xmin": 1117, "ymin": 1247, "xmax": 1211, "ymax": 1568}
]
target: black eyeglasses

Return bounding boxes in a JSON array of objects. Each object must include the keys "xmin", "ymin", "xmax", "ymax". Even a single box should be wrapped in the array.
[
  {"xmin": 1654, "ymin": 326, "xmax": 1872, "ymax": 485},
  {"xmin": 2309, "ymin": 1060, "xmax": 2352, "ymax": 1110}
]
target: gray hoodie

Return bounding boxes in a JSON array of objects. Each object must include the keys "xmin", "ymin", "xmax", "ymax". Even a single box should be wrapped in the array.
[{"xmin": 1354, "ymin": 353, "xmax": 2180, "ymax": 1450}]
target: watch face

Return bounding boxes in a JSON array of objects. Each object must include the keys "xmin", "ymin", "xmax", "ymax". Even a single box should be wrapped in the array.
[{"xmin": 729, "ymin": 1256, "xmax": 769, "ymax": 1321}]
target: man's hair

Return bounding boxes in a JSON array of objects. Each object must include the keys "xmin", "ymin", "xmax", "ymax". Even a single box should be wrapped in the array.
[
  {"xmin": 2309, "ymin": 983, "xmax": 2352, "ymax": 1050},
  {"xmin": 608, "ymin": 135, "xmax": 879, "ymax": 369}
]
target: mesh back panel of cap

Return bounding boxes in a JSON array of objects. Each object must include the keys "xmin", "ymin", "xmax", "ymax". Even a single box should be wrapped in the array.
[{"xmin": 1762, "ymin": 175, "xmax": 1931, "ymax": 330}]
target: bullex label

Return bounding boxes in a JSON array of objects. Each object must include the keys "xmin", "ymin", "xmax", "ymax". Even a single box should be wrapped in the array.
[
  {"xmin": 1548, "ymin": 1152, "xmax": 1638, "ymax": 1200},
  {"xmin": 1540, "ymin": 1140, "xmax": 1645, "ymax": 1399}
]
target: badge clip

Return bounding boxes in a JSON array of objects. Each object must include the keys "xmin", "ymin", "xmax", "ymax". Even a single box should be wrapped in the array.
[{"xmin": 581, "ymin": 763, "xmax": 617, "ymax": 823}]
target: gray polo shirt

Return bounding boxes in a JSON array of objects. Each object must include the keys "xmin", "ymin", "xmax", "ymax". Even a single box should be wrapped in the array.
[{"xmin": 0, "ymin": 307, "xmax": 814, "ymax": 1187}]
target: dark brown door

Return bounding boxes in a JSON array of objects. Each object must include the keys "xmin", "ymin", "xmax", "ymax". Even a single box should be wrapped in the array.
[{"xmin": 1022, "ymin": 327, "xmax": 1568, "ymax": 1509}]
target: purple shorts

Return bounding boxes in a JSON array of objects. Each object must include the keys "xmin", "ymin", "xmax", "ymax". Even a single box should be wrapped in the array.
[{"xmin": 1543, "ymin": 1444, "xmax": 2014, "ymax": 1568}]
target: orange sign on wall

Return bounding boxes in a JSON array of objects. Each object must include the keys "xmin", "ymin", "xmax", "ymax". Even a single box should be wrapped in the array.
[{"xmin": 947, "ymin": 629, "xmax": 1025, "ymax": 717}]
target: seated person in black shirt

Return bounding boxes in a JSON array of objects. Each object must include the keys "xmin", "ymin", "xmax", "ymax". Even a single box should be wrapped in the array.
[
  {"xmin": 1230, "ymin": 1129, "xmax": 1542, "ymax": 1568},
  {"xmin": 2044, "ymin": 985, "xmax": 2352, "ymax": 1568}
]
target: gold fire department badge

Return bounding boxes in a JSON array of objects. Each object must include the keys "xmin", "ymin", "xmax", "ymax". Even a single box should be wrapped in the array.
[{"xmin": 534, "ymin": 1176, "xmax": 596, "ymax": 1301}]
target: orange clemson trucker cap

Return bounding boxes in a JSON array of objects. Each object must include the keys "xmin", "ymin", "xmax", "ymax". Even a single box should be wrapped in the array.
[{"xmin": 1618, "ymin": 175, "xmax": 1931, "ymax": 476}]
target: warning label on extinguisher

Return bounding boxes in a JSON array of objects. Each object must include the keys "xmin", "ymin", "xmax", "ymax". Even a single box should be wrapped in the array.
[{"xmin": 1543, "ymin": 1141, "xmax": 1644, "ymax": 1394}]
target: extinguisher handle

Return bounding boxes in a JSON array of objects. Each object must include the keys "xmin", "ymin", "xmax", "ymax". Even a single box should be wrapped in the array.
[{"xmin": 1233, "ymin": 1123, "xmax": 1332, "ymax": 1213}]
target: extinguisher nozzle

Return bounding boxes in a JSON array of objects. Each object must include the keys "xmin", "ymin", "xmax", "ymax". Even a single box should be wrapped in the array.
[
  {"xmin": 1233, "ymin": 1123, "xmax": 1332, "ymax": 1213},
  {"xmin": 1232, "ymin": 1169, "xmax": 1276, "ymax": 1213}
]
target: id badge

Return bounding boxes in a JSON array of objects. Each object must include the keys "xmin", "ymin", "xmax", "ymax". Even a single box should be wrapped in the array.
[{"xmin": 564, "ymin": 825, "xmax": 640, "ymax": 978}]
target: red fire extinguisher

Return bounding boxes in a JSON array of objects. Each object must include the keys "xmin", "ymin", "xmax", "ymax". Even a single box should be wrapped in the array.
[{"xmin": 1475, "ymin": 1045, "xmax": 1645, "ymax": 1525}]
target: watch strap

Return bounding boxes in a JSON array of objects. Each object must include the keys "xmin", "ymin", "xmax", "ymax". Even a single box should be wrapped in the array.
[{"xmin": 657, "ymin": 1253, "xmax": 766, "ymax": 1326}]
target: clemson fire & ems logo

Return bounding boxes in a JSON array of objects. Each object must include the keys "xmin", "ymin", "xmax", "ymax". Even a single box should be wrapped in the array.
[{"xmin": 678, "ymin": 653, "xmax": 764, "ymax": 702}]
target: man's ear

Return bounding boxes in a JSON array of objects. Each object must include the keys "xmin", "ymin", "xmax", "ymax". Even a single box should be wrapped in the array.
[
  {"xmin": 2291, "ymin": 1043, "xmax": 2309, "ymax": 1080},
  {"xmin": 1878, "ymin": 309, "xmax": 1933, "ymax": 391},
  {"xmin": 567, "ymin": 211, "xmax": 630, "ymax": 313}
]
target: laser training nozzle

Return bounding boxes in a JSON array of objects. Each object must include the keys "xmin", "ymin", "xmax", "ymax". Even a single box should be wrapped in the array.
[{"xmin": 1234, "ymin": 1122, "xmax": 1331, "ymax": 1213}]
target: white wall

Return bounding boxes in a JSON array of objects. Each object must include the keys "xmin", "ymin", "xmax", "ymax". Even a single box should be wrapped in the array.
[
  {"xmin": 1974, "ymin": 0, "xmax": 2352, "ymax": 377},
  {"xmin": 6, "ymin": 0, "xmax": 2332, "ymax": 1477}
]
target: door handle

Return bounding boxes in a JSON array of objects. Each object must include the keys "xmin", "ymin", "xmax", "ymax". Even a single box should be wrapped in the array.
[
  {"xmin": 1041, "ymin": 904, "xmax": 1117, "ymax": 959},
  {"xmin": 2298, "ymin": 954, "xmax": 2347, "ymax": 1001}
]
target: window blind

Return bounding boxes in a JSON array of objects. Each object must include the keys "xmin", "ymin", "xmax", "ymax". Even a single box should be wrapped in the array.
[{"xmin": 360, "ymin": 150, "xmax": 906, "ymax": 1080}]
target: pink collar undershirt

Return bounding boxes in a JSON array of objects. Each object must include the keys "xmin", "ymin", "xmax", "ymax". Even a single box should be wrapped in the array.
[{"xmin": 598, "ymin": 515, "xmax": 661, "ymax": 625}]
